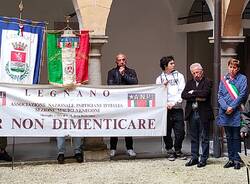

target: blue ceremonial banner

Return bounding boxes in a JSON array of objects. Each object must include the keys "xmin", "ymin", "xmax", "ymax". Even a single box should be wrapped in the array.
[{"xmin": 0, "ymin": 16, "xmax": 45, "ymax": 84}]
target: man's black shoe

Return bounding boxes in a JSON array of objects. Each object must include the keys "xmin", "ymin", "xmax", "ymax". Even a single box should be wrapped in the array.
[
  {"xmin": 223, "ymin": 160, "xmax": 234, "ymax": 168},
  {"xmin": 75, "ymin": 153, "xmax": 83, "ymax": 163},
  {"xmin": 197, "ymin": 161, "xmax": 207, "ymax": 168},
  {"xmin": 0, "ymin": 150, "xmax": 12, "ymax": 162},
  {"xmin": 175, "ymin": 151, "xmax": 187, "ymax": 160},
  {"xmin": 234, "ymin": 161, "xmax": 241, "ymax": 170},
  {"xmin": 57, "ymin": 154, "xmax": 64, "ymax": 164},
  {"xmin": 166, "ymin": 149, "xmax": 176, "ymax": 161},
  {"xmin": 167, "ymin": 154, "xmax": 176, "ymax": 161},
  {"xmin": 185, "ymin": 158, "xmax": 198, "ymax": 167}
]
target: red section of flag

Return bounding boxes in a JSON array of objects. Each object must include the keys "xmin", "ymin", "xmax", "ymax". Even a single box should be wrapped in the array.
[
  {"xmin": 0, "ymin": 92, "xmax": 6, "ymax": 106},
  {"xmin": 2, "ymin": 97, "xmax": 6, "ymax": 106},
  {"xmin": 128, "ymin": 100, "xmax": 132, "ymax": 107},
  {"xmin": 136, "ymin": 99, "xmax": 147, "ymax": 107},
  {"xmin": 11, "ymin": 51, "xmax": 26, "ymax": 62},
  {"xmin": 75, "ymin": 31, "xmax": 89, "ymax": 84},
  {"xmin": 152, "ymin": 99, "xmax": 155, "ymax": 107}
]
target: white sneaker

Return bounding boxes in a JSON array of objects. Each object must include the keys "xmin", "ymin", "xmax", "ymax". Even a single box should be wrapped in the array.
[
  {"xmin": 110, "ymin": 150, "xmax": 116, "ymax": 157},
  {"xmin": 127, "ymin": 149, "xmax": 136, "ymax": 157}
]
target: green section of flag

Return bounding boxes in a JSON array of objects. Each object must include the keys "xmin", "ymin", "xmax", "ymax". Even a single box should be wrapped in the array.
[
  {"xmin": 47, "ymin": 33, "xmax": 63, "ymax": 84},
  {"xmin": 231, "ymin": 83, "xmax": 239, "ymax": 96}
]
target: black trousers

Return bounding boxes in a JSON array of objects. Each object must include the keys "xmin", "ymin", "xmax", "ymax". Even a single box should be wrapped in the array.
[
  {"xmin": 0, "ymin": 137, "xmax": 7, "ymax": 150},
  {"xmin": 110, "ymin": 137, "xmax": 133, "ymax": 150},
  {"xmin": 163, "ymin": 109, "xmax": 185, "ymax": 152}
]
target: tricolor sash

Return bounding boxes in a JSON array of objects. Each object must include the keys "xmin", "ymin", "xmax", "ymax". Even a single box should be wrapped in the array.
[{"xmin": 221, "ymin": 77, "xmax": 239, "ymax": 100}]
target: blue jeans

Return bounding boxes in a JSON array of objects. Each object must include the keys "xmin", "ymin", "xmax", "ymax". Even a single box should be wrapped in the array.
[
  {"xmin": 189, "ymin": 111, "xmax": 210, "ymax": 162},
  {"xmin": 57, "ymin": 137, "xmax": 82, "ymax": 155},
  {"xmin": 224, "ymin": 126, "xmax": 241, "ymax": 162}
]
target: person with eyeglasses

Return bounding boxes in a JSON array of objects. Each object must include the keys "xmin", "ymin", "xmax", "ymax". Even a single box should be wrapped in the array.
[
  {"xmin": 107, "ymin": 53, "xmax": 138, "ymax": 158},
  {"xmin": 156, "ymin": 56, "xmax": 186, "ymax": 161}
]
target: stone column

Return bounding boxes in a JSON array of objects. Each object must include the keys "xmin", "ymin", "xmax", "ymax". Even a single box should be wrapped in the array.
[
  {"xmin": 220, "ymin": 36, "xmax": 245, "ymax": 76},
  {"xmin": 209, "ymin": 36, "xmax": 245, "ymax": 76},
  {"xmin": 83, "ymin": 35, "xmax": 110, "ymax": 161}
]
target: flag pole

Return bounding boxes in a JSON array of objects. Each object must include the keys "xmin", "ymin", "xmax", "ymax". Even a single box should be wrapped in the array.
[
  {"xmin": 244, "ymin": 137, "xmax": 250, "ymax": 184},
  {"xmin": 213, "ymin": 0, "xmax": 222, "ymax": 158},
  {"xmin": 11, "ymin": 137, "xmax": 15, "ymax": 170},
  {"xmin": 18, "ymin": 0, "xmax": 24, "ymax": 20}
]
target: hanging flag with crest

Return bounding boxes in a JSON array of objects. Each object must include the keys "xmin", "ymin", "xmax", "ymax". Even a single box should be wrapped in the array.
[
  {"xmin": 0, "ymin": 16, "xmax": 45, "ymax": 84},
  {"xmin": 47, "ymin": 30, "xmax": 89, "ymax": 86}
]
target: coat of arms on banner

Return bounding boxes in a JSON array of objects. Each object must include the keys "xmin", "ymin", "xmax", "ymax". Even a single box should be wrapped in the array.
[
  {"xmin": 0, "ymin": 16, "xmax": 46, "ymax": 84},
  {"xmin": 6, "ymin": 41, "xmax": 29, "ymax": 80},
  {"xmin": 128, "ymin": 93, "xmax": 155, "ymax": 107}
]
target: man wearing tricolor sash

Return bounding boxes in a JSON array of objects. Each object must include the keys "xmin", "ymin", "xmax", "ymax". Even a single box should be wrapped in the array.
[{"xmin": 217, "ymin": 58, "xmax": 248, "ymax": 170}]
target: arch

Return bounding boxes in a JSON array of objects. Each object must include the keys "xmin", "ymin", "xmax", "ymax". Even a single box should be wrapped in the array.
[
  {"xmin": 242, "ymin": 0, "xmax": 250, "ymax": 19},
  {"xmin": 223, "ymin": 0, "xmax": 245, "ymax": 36},
  {"xmin": 187, "ymin": 0, "xmax": 213, "ymax": 24},
  {"xmin": 167, "ymin": 0, "xmax": 195, "ymax": 23},
  {"xmin": 72, "ymin": 0, "xmax": 113, "ymax": 35},
  {"xmin": 205, "ymin": 0, "xmax": 214, "ymax": 19},
  {"xmin": 72, "ymin": 0, "xmax": 83, "ymax": 29},
  {"xmin": 243, "ymin": 0, "xmax": 250, "ymax": 14}
]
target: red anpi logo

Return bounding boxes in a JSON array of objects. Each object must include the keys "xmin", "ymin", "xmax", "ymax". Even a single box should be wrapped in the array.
[{"xmin": 0, "ymin": 91, "xmax": 6, "ymax": 106}]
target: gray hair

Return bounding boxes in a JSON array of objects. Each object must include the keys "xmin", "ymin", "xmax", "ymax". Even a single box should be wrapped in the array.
[{"xmin": 190, "ymin": 63, "xmax": 203, "ymax": 72}]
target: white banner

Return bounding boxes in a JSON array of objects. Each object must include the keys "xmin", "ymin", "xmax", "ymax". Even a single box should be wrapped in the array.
[{"xmin": 0, "ymin": 84, "xmax": 167, "ymax": 137}]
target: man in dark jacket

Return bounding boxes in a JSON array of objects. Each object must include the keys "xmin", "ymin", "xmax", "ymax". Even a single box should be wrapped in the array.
[
  {"xmin": 181, "ymin": 63, "xmax": 214, "ymax": 168},
  {"xmin": 107, "ymin": 53, "xmax": 138, "ymax": 157}
]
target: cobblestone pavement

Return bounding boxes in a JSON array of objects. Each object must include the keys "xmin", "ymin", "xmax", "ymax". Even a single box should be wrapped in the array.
[{"xmin": 0, "ymin": 157, "xmax": 247, "ymax": 184}]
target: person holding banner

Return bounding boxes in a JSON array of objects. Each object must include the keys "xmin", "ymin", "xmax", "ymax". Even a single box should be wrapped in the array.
[
  {"xmin": 0, "ymin": 137, "xmax": 12, "ymax": 161},
  {"xmin": 56, "ymin": 137, "xmax": 83, "ymax": 164},
  {"xmin": 217, "ymin": 58, "xmax": 248, "ymax": 170},
  {"xmin": 182, "ymin": 63, "xmax": 214, "ymax": 168},
  {"xmin": 156, "ymin": 56, "xmax": 186, "ymax": 161},
  {"xmin": 107, "ymin": 53, "xmax": 138, "ymax": 158}
]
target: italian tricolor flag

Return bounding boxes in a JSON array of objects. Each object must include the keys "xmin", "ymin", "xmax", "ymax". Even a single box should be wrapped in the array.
[
  {"xmin": 128, "ymin": 99, "xmax": 155, "ymax": 107},
  {"xmin": 47, "ymin": 30, "xmax": 89, "ymax": 86}
]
